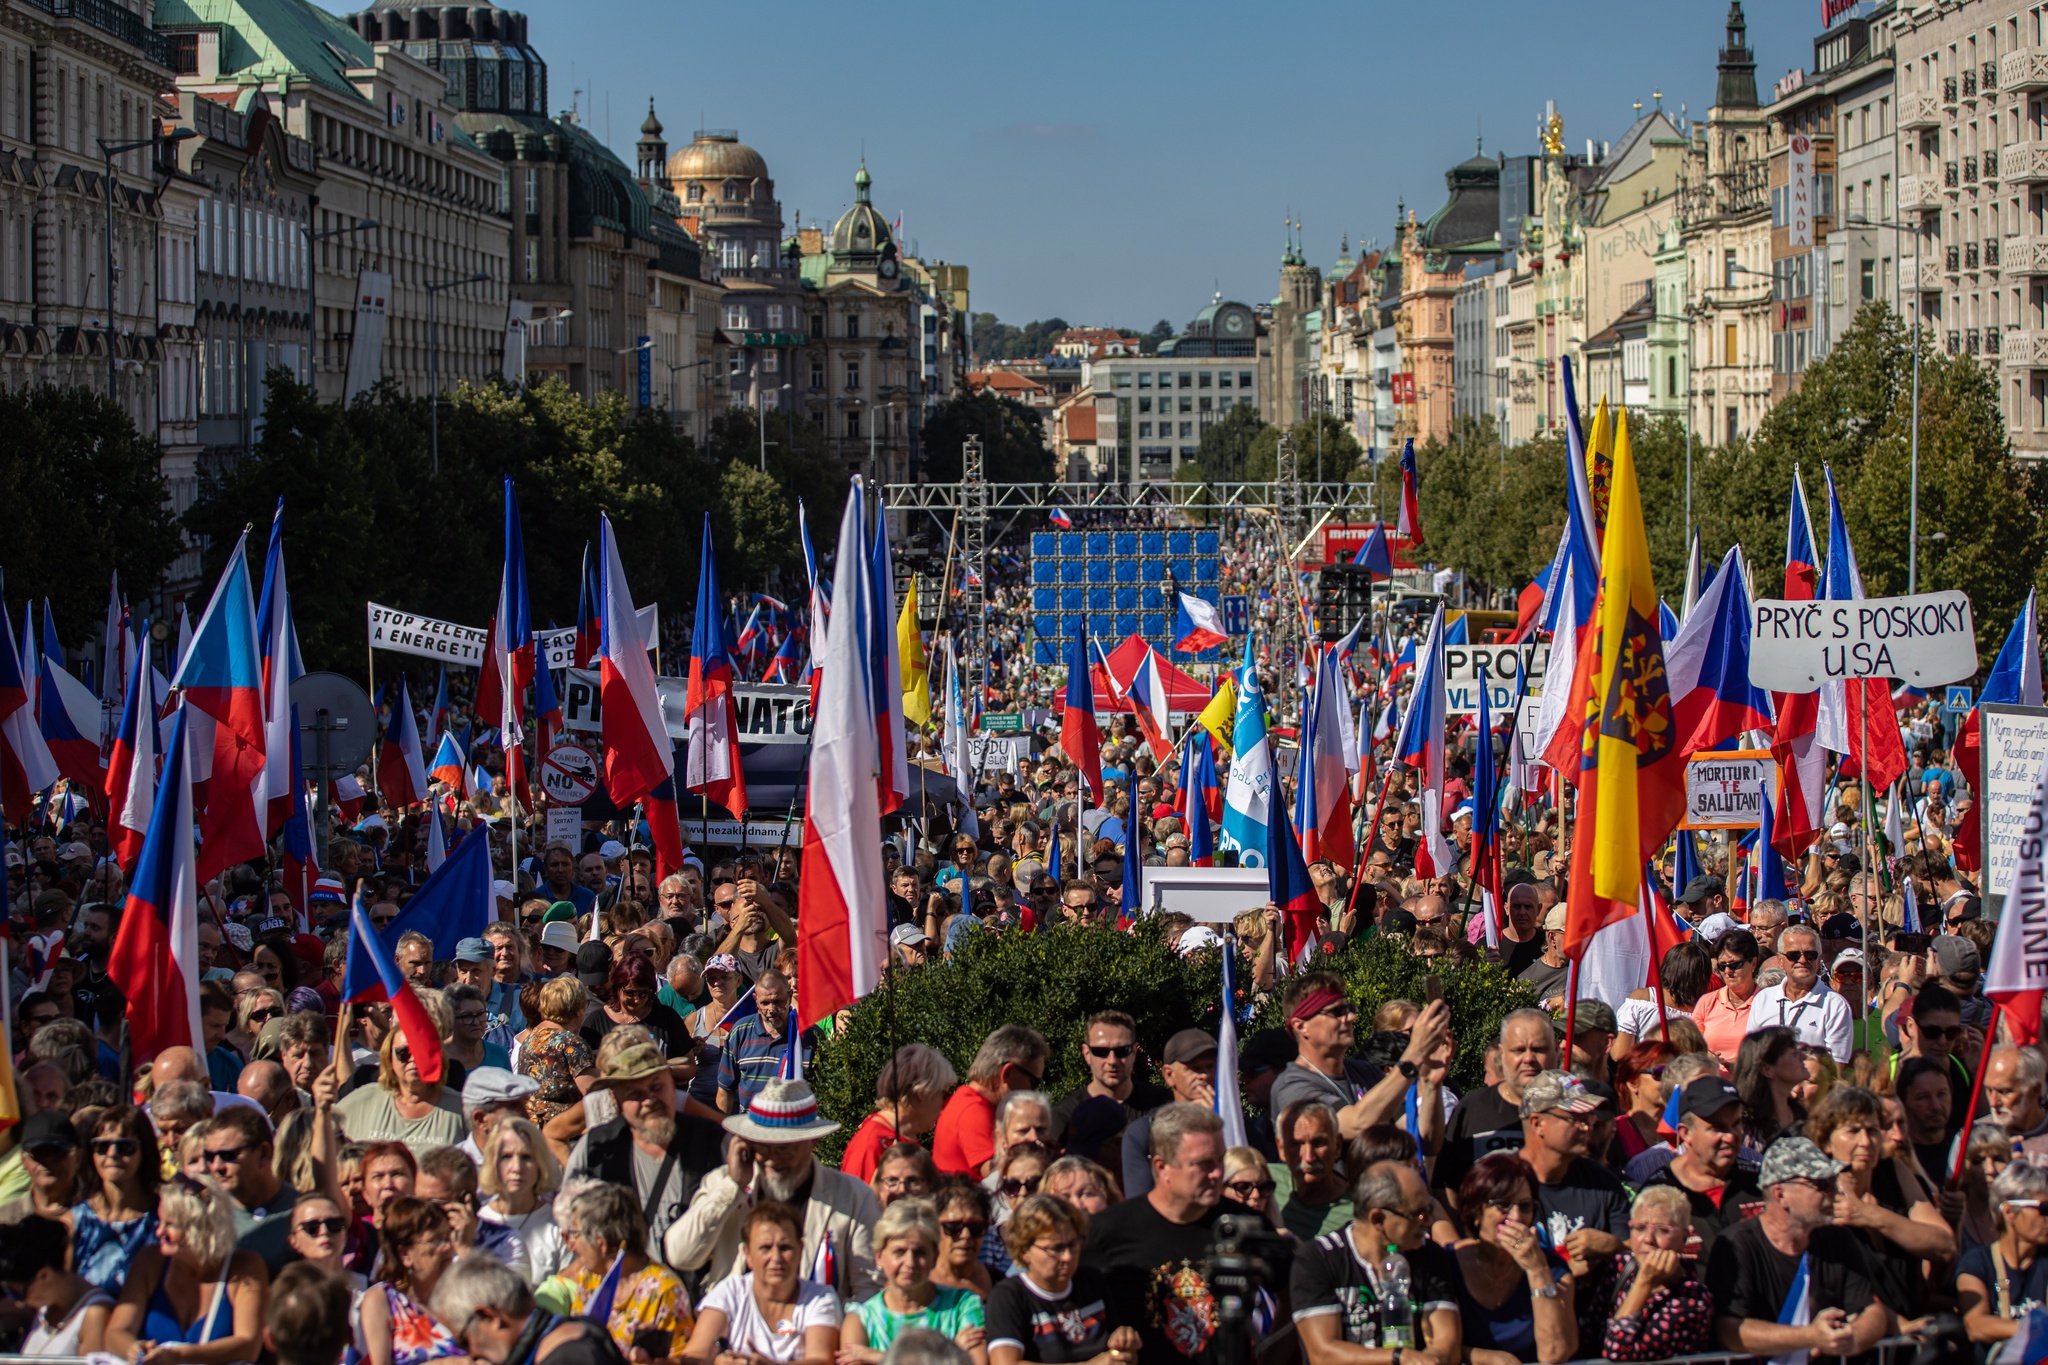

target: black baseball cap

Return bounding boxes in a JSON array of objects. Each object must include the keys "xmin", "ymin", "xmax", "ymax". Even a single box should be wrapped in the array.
[
  {"xmin": 1678, "ymin": 1076, "xmax": 1744, "ymax": 1123},
  {"xmin": 575, "ymin": 941, "xmax": 614, "ymax": 990},
  {"xmin": 19, "ymin": 1110, "xmax": 77, "ymax": 1154}
]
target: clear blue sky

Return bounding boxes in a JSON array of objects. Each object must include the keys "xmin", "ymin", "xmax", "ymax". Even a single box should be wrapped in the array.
[{"xmin": 320, "ymin": 0, "xmax": 1820, "ymax": 332}]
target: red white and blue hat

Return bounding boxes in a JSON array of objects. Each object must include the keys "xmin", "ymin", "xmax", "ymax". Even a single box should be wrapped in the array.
[{"xmin": 721, "ymin": 1078, "xmax": 840, "ymax": 1143}]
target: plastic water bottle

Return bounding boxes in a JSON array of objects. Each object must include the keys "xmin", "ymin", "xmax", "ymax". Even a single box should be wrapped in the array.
[{"xmin": 1378, "ymin": 1244, "xmax": 1414, "ymax": 1349}]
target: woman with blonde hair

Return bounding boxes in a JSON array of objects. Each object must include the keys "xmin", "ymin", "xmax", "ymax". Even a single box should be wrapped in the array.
[
  {"xmin": 478, "ymin": 1117, "xmax": 567, "ymax": 1286},
  {"xmin": 1039, "ymin": 1156, "xmax": 1119, "ymax": 1216},
  {"xmin": 105, "ymin": 1176, "xmax": 268, "ymax": 1365},
  {"xmin": 332, "ymin": 993, "xmax": 465, "ymax": 1146},
  {"xmin": 841, "ymin": 1199, "xmax": 987, "ymax": 1364},
  {"xmin": 517, "ymin": 976, "xmax": 594, "ymax": 1129},
  {"xmin": 1219, "ymin": 1146, "xmax": 1278, "ymax": 1228}
]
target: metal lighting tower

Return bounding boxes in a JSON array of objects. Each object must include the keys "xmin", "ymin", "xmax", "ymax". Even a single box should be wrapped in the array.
[
  {"xmin": 1273, "ymin": 430, "xmax": 1303, "ymax": 553},
  {"xmin": 960, "ymin": 434, "xmax": 989, "ymax": 704}
]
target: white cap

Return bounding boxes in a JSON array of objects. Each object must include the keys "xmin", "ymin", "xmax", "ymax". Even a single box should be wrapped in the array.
[
  {"xmin": 1694, "ymin": 912, "xmax": 1743, "ymax": 944},
  {"xmin": 599, "ymin": 840, "xmax": 627, "ymax": 859},
  {"xmin": 1828, "ymin": 821, "xmax": 1851, "ymax": 839},
  {"xmin": 492, "ymin": 879, "xmax": 516, "ymax": 902}
]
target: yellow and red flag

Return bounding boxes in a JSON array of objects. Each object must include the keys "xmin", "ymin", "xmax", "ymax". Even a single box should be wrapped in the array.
[{"xmin": 1564, "ymin": 412, "xmax": 1687, "ymax": 960}]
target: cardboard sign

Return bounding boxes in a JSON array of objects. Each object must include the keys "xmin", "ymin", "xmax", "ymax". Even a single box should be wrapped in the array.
[
  {"xmin": 544, "ymin": 804, "xmax": 581, "ymax": 847},
  {"xmin": 1444, "ymin": 643, "xmax": 1548, "ymax": 715},
  {"xmin": 966, "ymin": 734, "xmax": 1031, "ymax": 774},
  {"xmin": 561, "ymin": 674, "xmax": 814, "ymax": 816},
  {"xmin": 368, "ymin": 601, "xmax": 657, "ymax": 669},
  {"xmin": 1979, "ymin": 704, "xmax": 2048, "ymax": 907},
  {"xmin": 680, "ymin": 817, "xmax": 805, "ymax": 846},
  {"xmin": 1682, "ymin": 749, "xmax": 1778, "ymax": 830},
  {"xmin": 1749, "ymin": 592, "xmax": 1977, "ymax": 691}
]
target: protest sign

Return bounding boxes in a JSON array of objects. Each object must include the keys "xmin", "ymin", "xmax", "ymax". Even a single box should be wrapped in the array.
[
  {"xmin": 1748, "ymin": 591, "xmax": 1976, "ymax": 691},
  {"xmin": 561, "ymin": 672, "xmax": 812, "ymax": 817},
  {"xmin": 367, "ymin": 602, "xmax": 657, "ymax": 669},
  {"xmin": 1681, "ymin": 749, "xmax": 1777, "ymax": 830},
  {"xmin": 1444, "ymin": 643, "xmax": 1548, "ymax": 715},
  {"xmin": 1979, "ymin": 703, "xmax": 2048, "ymax": 908}
]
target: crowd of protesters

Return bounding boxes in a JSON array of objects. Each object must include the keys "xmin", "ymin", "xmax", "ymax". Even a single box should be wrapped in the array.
[{"xmin": 0, "ymin": 509, "xmax": 2024, "ymax": 1365}]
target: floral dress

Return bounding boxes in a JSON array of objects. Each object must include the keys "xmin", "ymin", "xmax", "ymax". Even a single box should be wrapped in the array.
[
  {"xmin": 70, "ymin": 1201, "xmax": 157, "ymax": 1292},
  {"xmin": 1599, "ymin": 1254, "xmax": 1717, "ymax": 1362},
  {"xmin": 373, "ymin": 1282, "xmax": 463, "ymax": 1365},
  {"xmin": 565, "ymin": 1263, "xmax": 695, "ymax": 1357},
  {"xmin": 519, "ymin": 1023, "xmax": 593, "ymax": 1125}
]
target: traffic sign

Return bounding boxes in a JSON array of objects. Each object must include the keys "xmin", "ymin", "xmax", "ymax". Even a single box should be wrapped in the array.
[
  {"xmin": 538, "ymin": 741, "xmax": 600, "ymax": 804},
  {"xmin": 1946, "ymin": 685, "xmax": 1974, "ymax": 712},
  {"xmin": 1222, "ymin": 594, "xmax": 1250, "ymax": 636}
]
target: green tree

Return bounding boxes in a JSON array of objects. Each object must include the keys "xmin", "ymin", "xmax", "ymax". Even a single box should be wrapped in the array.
[
  {"xmin": 1190, "ymin": 403, "xmax": 1266, "ymax": 480},
  {"xmin": 1242, "ymin": 413, "xmax": 1364, "ymax": 482},
  {"xmin": 0, "ymin": 385, "xmax": 183, "ymax": 634},
  {"xmin": 701, "ymin": 409, "xmax": 850, "ymax": 589},
  {"xmin": 1140, "ymin": 320, "xmax": 1175, "ymax": 355},
  {"xmin": 714, "ymin": 463, "xmax": 798, "ymax": 586},
  {"xmin": 921, "ymin": 390, "xmax": 1055, "ymax": 483}
]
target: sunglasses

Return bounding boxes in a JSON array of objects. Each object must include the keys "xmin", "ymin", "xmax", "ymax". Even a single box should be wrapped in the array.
[
  {"xmin": 939, "ymin": 1219, "xmax": 988, "ymax": 1239},
  {"xmin": 91, "ymin": 1138, "xmax": 139, "ymax": 1157},
  {"xmin": 296, "ymin": 1216, "xmax": 349, "ymax": 1237},
  {"xmin": 1224, "ymin": 1179, "xmax": 1276, "ymax": 1198},
  {"xmin": 1000, "ymin": 1176, "xmax": 1043, "ymax": 1198},
  {"xmin": 1715, "ymin": 959, "xmax": 1753, "ymax": 973},
  {"xmin": 394, "ymin": 1047, "xmax": 415, "ymax": 1065},
  {"xmin": 1783, "ymin": 949, "xmax": 1822, "ymax": 962},
  {"xmin": 1086, "ymin": 1044, "xmax": 1135, "ymax": 1059},
  {"xmin": 1918, "ymin": 1023, "xmax": 1963, "ymax": 1041},
  {"xmin": 246, "ymin": 1008, "xmax": 278, "ymax": 1024},
  {"xmin": 203, "ymin": 1144, "xmax": 253, "ymax": 1166}
]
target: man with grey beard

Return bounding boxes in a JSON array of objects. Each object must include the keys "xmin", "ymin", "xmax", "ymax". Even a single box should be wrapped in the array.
[
  {"xmin": 563, "ymin": 1042, "xmax": 724, "ymax": 1261},
  {"xmin": 664, "ymin": 1078, "xmax": 880, "ymax": 1299}
]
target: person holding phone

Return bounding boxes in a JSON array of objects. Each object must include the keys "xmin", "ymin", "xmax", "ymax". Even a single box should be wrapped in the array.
[{"xmin": 557, "ymin": 1182, "xmax": 693, "ymax": 1360}]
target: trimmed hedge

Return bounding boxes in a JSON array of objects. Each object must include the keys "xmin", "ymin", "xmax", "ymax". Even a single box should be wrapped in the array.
[{"xmin": 810, "ymin": 924, "xmax": 1538, "ymax": 1151}]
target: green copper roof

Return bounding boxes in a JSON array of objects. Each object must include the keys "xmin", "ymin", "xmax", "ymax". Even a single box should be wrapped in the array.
[{"xmin": 158, "ymin": 0, "xmax": 374, "ymax": 100}]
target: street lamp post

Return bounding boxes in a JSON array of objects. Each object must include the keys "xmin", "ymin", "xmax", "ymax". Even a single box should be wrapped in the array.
[
  {"xmin": 303, "ymin": 217, "xmax": 379, "ymax": 391},
  {"xmin": 760, "ymin": 382, "xmax": 791, "ymax": 472},
  {"xmin": 1839, "ymin": 217, "xmax": 1926, "ymax": 592},
  {"xmin": 426, "ymin": 271, "xmax": 492, "ymax": 475},
  {"xmin": 99, "ymin": 129, "xmax": 196, "ymax": 401}
]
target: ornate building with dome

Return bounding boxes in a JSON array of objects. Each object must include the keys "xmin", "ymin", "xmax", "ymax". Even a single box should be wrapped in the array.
[{"xmin": 338, "ymin": 1, "xmax": 722, "ymax": 430}]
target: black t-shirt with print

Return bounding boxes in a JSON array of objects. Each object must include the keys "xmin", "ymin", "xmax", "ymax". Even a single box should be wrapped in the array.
[
  {"xmin": 1290, "ymin": 1225, "xmax": 1461, "ymax": 1346},
  {"xmin": 987, "ymin": 1267, "xmax": 1124, "ymax": 1364},
  {"xmin": 1530, "ymin": 1157, "xmax": 1632, "ymax": 1249},
  {"xmin": 1639, "ymin": 1159, "xmax": 1766, "ymax": 1262},
  {"xmin": 1083, "ymin": 1196, "xmax": 1239, "ymax": 1365},
  {"xmin": 1433, "ymin": 1085, "xmax": 1526, "ymax": 1197},
  {"xmin": 1706, "ymin": 1217, "xmax": 1881, "ymax": 1358}
]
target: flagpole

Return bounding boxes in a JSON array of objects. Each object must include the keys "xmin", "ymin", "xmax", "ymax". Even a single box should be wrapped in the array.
[
  {"xmin": 505, "ymin": 649, "xmax": 519, "ymax": 902},
  {"xmin": 365, "ymin": 617, "xmax": 379, "ymax": 796},
  {"xmin": 1858, "ymin": 694, "xmax": 1873, "ymax": 1036},
  {"xmin": 1948, "ymin": 1001, "xmax": 2003, "ymax": 1189}
]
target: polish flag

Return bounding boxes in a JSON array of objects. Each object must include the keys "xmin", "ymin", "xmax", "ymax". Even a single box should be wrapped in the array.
[{"xmin": 797, "ymin": 480, "xmax": 887, "ymax": 1032}]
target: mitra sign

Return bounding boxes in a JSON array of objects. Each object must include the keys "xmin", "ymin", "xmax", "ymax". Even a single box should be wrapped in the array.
[
  {"xmin": 1682, "ymin": 750, "xmax": 1777, "ymax": 830},
  {"xmin": 1747, "ymin": 591, "xmax": 1977, "ymax": 691}
]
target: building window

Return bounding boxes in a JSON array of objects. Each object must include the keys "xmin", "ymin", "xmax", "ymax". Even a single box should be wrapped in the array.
[
  {"xmin": 1179, "ymin": 371, "xmax": 1192, "ymax": 388},
  {"xmin": 845, "ymin": 410, "xmax": 860, "ymax": 438},
  {"xmin": 723, "ymin": 180, "xmax": 739, "ymax": 202},
  {"xmin": 725, "ymin": 304, "xmax": 748, "ymax": 329},
  {"xmin": 1725, "ymin": 324, "xmax": 1738, "ymax": 365},
  {"xmin": 1138, "ymin": 372, "xmax": 1152, "ymax": 388},
  {"xmin": 1726, "ymin": 406, "xmax": 1739, "ymax": 444},
  {"xmin": 1139, "ymin": 422, "xmax": 1152, "ymax": 438},
  {"xmin": 1724, "ymin": 249, "xmax": 1738, "ymax": 288},
  {"xmin": 767, "ymin": 304, "xmax": 783, "ymax": 329},
  {"xmin": 1198, "ymin": 372, "xmax": 1211, "ymax": 388},
  {"xmin": 1180, "ymin": 422, "xmax": 1193, "ymax": 438},
  {"xmin": 687, "ymin": 183, "xmax": 703, "ymax": 203},
  {"xmin": 846, "ymin": 361, "xmax": 860, "ymax": 390},
  {"xmin": 846, "ymin": 313, "xmax": 860, "ymax": 339},
  {"xmin": 1240, "ymin": 371, "xmax": 1254, "ymax": 387},
  {"xmin": 524, "ymin": 240, "xmax": 538, "ymax": 282},
  {"xmin": 1861, "ymin": 259, "xmax": 1877, "ymax": 300},
  {"xmin": 1218, "ymin": 371, "xmax": 1232, "ymax": 389},
  {"xmin": 810, "ymin": 313, "xmax": 824, "ymax": 339},
  {"xmin": 1667, "ymin": 355, "xmax": 1678, "ymax": 395},
  {"xmin": 810, "ymin": 360, "xmax": 824, "ymax": 390}
]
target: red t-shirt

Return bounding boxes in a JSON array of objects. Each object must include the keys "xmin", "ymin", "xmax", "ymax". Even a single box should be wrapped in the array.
[
  {"xmin": 840, "ymin": 1111, "xmax": 902, "ymax": 1184},
  {"xmin": 930, "ymin": 1085, "xmax": 996, "ymax": 1176}
]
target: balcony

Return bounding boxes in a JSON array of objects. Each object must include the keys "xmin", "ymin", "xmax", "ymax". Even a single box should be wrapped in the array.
[
  {"xmin": 2003, "ymin": 330, "xmax": 2048, "ymax": 369},
  {"xmin": 1947, "ymin": 245, "xmax": 1962, "ymax": 271},
  {"xmin": 1944, "ymin": 75, "xmax": 1959, "ymax": 104},
  {"xmin": 2003, "ymin": 47, "xmax": 2048, "ymax": 91},
  {"xmin": 1988, "ymin": 238, "xmax": 2002, "ymax": 268},
  {"xmin": 1987, "ymin": 60, "xmax": 2000, "ymax": 91},
  {"xmin": 1964, "ymin": 68, "xmax": 1978, "ymax": 97},
  {"xmin": 2008, "ymin": 144, "xmax": 2048, "ymax": 183},
  {"xmin": 1947, "ymin": 330, "xmax": 1961, "ymax": 354},
  {"xmin": 1969, "ymin": 328, "xmax": 1982, "ymax": 354},
  {"xmin": 16, "ymin": 0, "xmax": 174, "ymax": 67},
  {"xmin": 2006, "ymin": 234, "xmax": 2048, "ymax": 273},
  {"xmin": 1946, "ymin": 160, "xmax": 1961, "ymax": 187},
  {"xmin": 1967, "ymin": 242, "xmax": 1981, "ymax": 269},
  {"xmin": 1987, "ymin": 149, "xmax": 2001, "ymax": 179},
  {"xmin": 1965, "ymin": 155, "xmax": 1979, "ymax": 183},
  {"xmin": 1901, "ymin": 90, "xmax": 1943, "ymax": 128},
  {"xmin": 1989, "ymin": 327, "xmax": 2004, "ymax": 355},
  {"xmin": 1899, "ymin": 175, "xmax": 1943, "ymax": 211},
  {"xmin": 1901, "ymin": 256, "xmax": 1927, "ymax": 291},
  {"xmin": 1998, "ymin": 331, "xmax": 2048, "ymax": 368}
]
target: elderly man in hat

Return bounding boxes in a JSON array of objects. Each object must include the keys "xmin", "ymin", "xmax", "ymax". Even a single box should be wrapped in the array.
[
  {"xmin": 562, "ymin": 1041, "xmax": 725, "ymax": 1261},
  {"xmin": 665, "ymin": 1078, "xmax": 879, "ymax": 1300}
]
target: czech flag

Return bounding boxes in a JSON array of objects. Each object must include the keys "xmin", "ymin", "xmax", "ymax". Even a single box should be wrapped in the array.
[
  {"xmin": 534, "ymin": 653, "xmax": 563, "ymax": 756},
  {"xmin": 256, "ymin": 498, "xmax": 303, "ymax": 837},
  {"xmin": 1815, "ymin": 467, "xmax": 1907, "ymax": 793},
  {"xmin": 378, "ymin": 674, "xmax": 429, "ymax": 809},
  {"xmin": 1294, "ymin": 645, "xmax": 1353, "ymax": 870},
  {"xmin": 1061, "ymin": 614, "xmax": 1103, "ymax": 800},
  {"xmin": 1126, "ymin": 644, "xmax": 1173, "ymax": 762},
  {"xmin": 684, "ymin": 514, "xmax": 748, "ymax": 818},
  {"xmin": 279, "ymin": 703, "xmax": 317, "ymax": 930},
  {"xmin": 473, "ymin": 478, "xmax": 534, "ymax": 737},
  {"xmin": 339, "ymin": 888, "xmax": 444, "ymax": 1084},
  {"xmin": 107, "ymin": 705, "xmax": 202, "ymax": 1063},
  {"xmin": 763, "ymin": 630, "xmax": 804, "ymax": 684},
  {"xmin": 429, "ymin": 732, "xmax": 467, "ymax": 792},
  {"xmin": 1394, "ymin": 605, "xmax": 1453, "ymax": 878},
  {"xmin": 1170, "ymin": 570, "xmax": 1228, "ymax": 654},
  {"xmin": 173, "ymin": 537, "xmax": 269, "ymax": 881},
  {"xmin": 1048, "ymin": 507, "xmax": 1073, "ymax": 530},
  {"xmin": 331, "ymin": 772, "xmax": 365, "ymax": 823},
  {"xmin": 796, "ymin": 480, "xmax": 887, "ymax": 1032},
  {"xmin": 1984, "ymin": 588, "xmax": 2044, "ymax": 706},
  {"xmin": 1182, "ymin": 730, "xmax": 1219, "ymax": 866},
  {"xmin": 1396, "ymin": 439, "xmax": 1421, "ymax": 544},
  {"xmin": 1351, "ymin": 523, "xmax": 1394, "ymax": 578},
  {"xmin": 37, "ymin": 607, "xmax": 106, "ymax": 793},
  {"xmin": 1665, "ymin": 546, "xmax": 1774, "ymax": 756},
  {"xmin": 1770, "ymin": 468, "xmax": 1825, "ymax": 858},
  {"xmin": 0, "ymin": 601, "xmax": 60, "ymax": 816},
  {"xmin": 600, "ymin": 516, "xmax": 685, "ymax": 878},
  {"xmin": 1266, "ymin": 795, "xmax": 1322, "ymax": 969},
  {"xmin": 106, "ymin": 628, "xmax": 157, "ymax": 875},
  {"xmin": 575, "ymin": 542, "xmax": 602, "ymax": 669}
]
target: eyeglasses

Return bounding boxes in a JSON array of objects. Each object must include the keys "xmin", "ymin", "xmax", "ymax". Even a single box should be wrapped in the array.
[
  {"xmin": 202, "ymin": 1144, "xmax": 252, "ymax": 1167},
  {"xmin": 1224, "ymin": 1179, "xmax": 1276, "ymax": 1199},
  {"xmin": 91, "ymin": 1138, "xmax": 139, "ymax": 1158},
  {"xmin": 879, "ymin": 1176, "xmax": 929, "ymax": 1193},
  {"xmin": 295, "ymin": 1216, "xmax": 349, "ymax": 1237},
  {"xmin": 1486, "ymin": 1198, "xmax": 1538, "ymax": 1214},
  {"xmin": 1783, "ymin": 949, "xmax": 1822, "ymax": 963},
  {"xmin": 939, "ymin": 1219, "xmax": 988, "ymax": 1239},
  {"xmin": 454, "ymin": 1011, "xmax": 487, "ymax": 1025},
  {"xmin": 1000, "ymin": 1175, "xmax": 1043, "ymax": 1198},
  {"xmin": 1029, "ymin": 1238, "xmax": 1082, "ymax": 1260},
  {"xmin": 1086, "ymin": 1044, "xmax": 1135, "ymax": 1059},
  {"xmin": 2006, "ymin": 1199, "xmax": 2047, "ymax": 1211},
  {"xmin": 1917, "ymin": 1023, "xmax": 1963, "ymax": 1041}
]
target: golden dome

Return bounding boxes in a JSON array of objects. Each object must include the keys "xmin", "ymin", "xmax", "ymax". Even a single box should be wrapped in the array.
[{"xmin": 665, "ymin": 130, "xmax": 769, "ymax": 184}]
